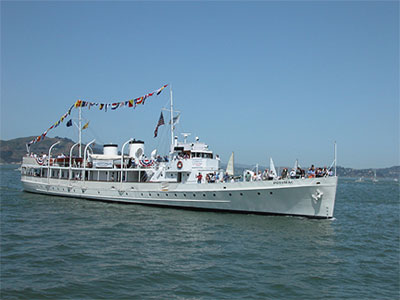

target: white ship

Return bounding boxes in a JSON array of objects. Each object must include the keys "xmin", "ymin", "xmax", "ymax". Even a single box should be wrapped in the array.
[{"xmin": 21, "ymin": 88, "xmax": 338, "ymax": 218}]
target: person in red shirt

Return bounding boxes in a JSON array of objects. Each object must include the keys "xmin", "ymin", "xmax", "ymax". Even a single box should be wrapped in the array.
[{"xmin": 197, "ymin": 173, "xmax": 202, "ymax": 183}]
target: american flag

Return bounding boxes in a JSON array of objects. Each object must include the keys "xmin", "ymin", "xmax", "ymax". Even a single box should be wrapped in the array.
[{"xmin": 154, "ymin": 112, "xmax": 165, "ymax": 137}]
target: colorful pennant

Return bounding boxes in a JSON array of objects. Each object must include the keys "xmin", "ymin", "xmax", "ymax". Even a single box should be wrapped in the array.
[{"xmin": 27, "ymin": 84, "xmax": 168, "ymax": 147}]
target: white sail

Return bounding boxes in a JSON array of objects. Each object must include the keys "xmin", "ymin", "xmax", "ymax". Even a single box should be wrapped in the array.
[
  {"xmin": 270, "ymin": 157, "xmax": 277, "ymax": 178},
  {"xmin": 293, "ymin": 159, "xmax": 298, "ymax": 171},
  {"xmin": 226, "ymin": 152, "xmax": 234, "ymax": 176}
]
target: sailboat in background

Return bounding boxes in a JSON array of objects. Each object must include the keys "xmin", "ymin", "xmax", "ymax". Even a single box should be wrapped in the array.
[
  {"xmin": 270, "ymin": 158, "xmax": 277, "ymax": 179},
  {"xmin": 372, "ymin": 170, "xmax": 379, "ymax": 183},
  {"xmin": 355, "ymin": 177, "xmax": 364, "ymax": 183},
  {"xmin": 226, "ymin": 152, "xmax": 234, "ymax": 176}
]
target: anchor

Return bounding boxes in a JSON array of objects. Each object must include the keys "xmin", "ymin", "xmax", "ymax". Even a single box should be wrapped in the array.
[{"xmin": 312, "ymin": 189, "xmax": 324, "ymax": 201}]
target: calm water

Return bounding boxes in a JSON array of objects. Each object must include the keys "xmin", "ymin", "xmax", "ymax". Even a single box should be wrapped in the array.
[{"xmin": 1, "ymin": 165, "xmax": 399, "ymax": 299}]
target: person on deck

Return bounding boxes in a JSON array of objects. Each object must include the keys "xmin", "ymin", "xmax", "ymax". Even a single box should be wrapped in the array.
[
  {"xmin": 308, "ymin": 165, "xmax": 316, "ymax": 178},
  {"xmin": 245, "ymin": 172, "xmax": 251, "ymax": 182},
  {"xmin": 281, "ymin": 168, "xmax": 288, "ymax": 179},
  {"xmin": 197, "ymin": 173, "xmax": 202, "ymax": 183},
  {"xmin": 224, "ymin": 172, "xmax": 230, "ymax": 183},
  {"xmin": 262, "ymin": 169, "xmax": 269, "ymax": 181}
]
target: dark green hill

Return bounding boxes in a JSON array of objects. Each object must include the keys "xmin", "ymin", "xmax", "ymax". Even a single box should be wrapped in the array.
[{"xmin": 0, "ymin": 136, "xmax": 98, "ymax": 164}]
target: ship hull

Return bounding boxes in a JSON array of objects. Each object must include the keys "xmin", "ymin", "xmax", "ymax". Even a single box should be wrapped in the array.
[{"xmin": 21, "ymin": 176, "xmax": 337, "ymax": 218}]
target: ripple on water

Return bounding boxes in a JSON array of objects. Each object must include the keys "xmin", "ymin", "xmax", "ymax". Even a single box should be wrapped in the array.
[{"xmin": 1, "ymin": 172, "xmax": 399, "ymax": 299}]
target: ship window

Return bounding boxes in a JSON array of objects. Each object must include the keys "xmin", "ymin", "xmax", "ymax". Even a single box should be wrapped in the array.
[
  {"xmin": 166, "ymin": 193, "xmax": 168, "ymax": 196},
  {"xmin": 223, "ymin": 187, "xmax": 226, "ymax": 189},
  {"xmin": 183, "ymin": 193, "xmax": 186, "ymax": 197},
  {"xmin": 213, "ymin": 193, "xmax": 216, "ymax": 197},
  {"xmin": 270, "ymin": 192, "xmax": 273, "ymax": 195},
  {"xmin": 203, "ymin": 194, "xmax": 206, "ymax": 197},
  {"xmin": 149, "ymin": 193, "xmax": 151, "ymax": 196},
  {"xmin": 257, "ymin": 192, "xmax": 261, "ymax": 195},
  {"xmin": 193, "ymin": 194, "xmax": 196, "ymax": 197},
  {"xmin": 157, "ymin": 194, "xmax": 160, "ymax": 196},
  {"xmin": 175, "ymin": 194, "xmax": 177, "ymax": 197},
  {"xmin": 141, "ymin": 193, "xmax": 143, "ymax": 196},
  {"xmin": 240, "ymin": 193, "xmax": 243, "ymax": 196},
  {"xmin": 229, "ymin": 193, "xmax": 232, "ymax": 196}
]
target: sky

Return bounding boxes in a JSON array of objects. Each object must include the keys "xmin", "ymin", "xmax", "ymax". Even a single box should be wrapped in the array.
[{"xmin": 1, "ymin": 1, "xmax": 399, "ymax": 169}]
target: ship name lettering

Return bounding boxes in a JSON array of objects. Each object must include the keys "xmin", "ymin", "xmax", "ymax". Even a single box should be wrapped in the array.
[{"xmin": 273, "ymin": 180, "xmax": 294, "ymax": 185}]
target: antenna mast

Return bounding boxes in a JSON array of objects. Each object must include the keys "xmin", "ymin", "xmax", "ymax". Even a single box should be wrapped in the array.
[
  {"xmin": 79, "ymin": 106, "xmax": 82, "ymax": 157},
  {"xmin": 334, "ymin": 141, "xmax": 337, "ymax": 176},
  {"xmin": 170, "ymin": 86, "xmax": 174, "ymax": 156}
]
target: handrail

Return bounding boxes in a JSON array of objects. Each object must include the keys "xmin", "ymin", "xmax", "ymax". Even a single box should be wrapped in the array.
[
  {"xmin": 48, "ymin": 141, "xmax": 60, "ymax": 182},
  {"xmin": 121, "ymin": 138, "xmax": 133, "ymax": 186},
  {"xmin": 83, "ymin": 139, "xmax": 96, "ymax": 182},
  {"xmin": 69, "ymin": 142, "xmax": 79, "ymax": 180}
]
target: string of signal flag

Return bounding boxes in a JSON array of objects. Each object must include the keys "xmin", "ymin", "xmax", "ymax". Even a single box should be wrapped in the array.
[{"xmin": 27, "ymin": 84, "xmax": 168, "ymax": 146}]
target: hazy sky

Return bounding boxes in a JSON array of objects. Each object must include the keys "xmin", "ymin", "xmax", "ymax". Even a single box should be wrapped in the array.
[{"xmin": 1, "ymin": 1, "xmax": 398, "ymax": 168}]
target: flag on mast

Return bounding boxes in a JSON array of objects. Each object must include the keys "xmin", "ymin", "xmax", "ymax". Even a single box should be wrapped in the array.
[
  {"xmin": 154, "ymin": 112, "xmax": 165, "ymax": 137},
  {"xmin": 169, "ymin": 113, "xmax": 180, "ymax": 126}
]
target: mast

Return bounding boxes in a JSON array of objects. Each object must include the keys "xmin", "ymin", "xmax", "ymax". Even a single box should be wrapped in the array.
[
  {"xmin": 170, "ymin": 86, "xmax": 174, "ymax": 156},
  {"xmin": 78, "ymin": 106, "xmax": 82, "ymax": 157}
]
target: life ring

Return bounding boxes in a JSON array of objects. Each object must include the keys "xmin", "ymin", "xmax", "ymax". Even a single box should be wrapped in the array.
[{"xmin": 177, "ymin": 161, "xmax": 183, "ymax": 169}]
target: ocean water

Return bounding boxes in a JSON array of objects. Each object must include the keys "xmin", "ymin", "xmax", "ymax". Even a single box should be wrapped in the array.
[{"xmin": 1, "ymin": 165, "xmax": 399, "ymax": 299}]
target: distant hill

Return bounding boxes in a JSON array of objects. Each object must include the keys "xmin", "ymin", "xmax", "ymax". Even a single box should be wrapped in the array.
[
  {"xmin": 0, "ymin": 136, "xmax": 101, "ymax": 164},
  {"xmin": 1, "ymin": 137, "xmax": 399, "ymax": 179},
  {"xmin": 335, "ymin": 166, "xmax": 399, "ymax": 179}
]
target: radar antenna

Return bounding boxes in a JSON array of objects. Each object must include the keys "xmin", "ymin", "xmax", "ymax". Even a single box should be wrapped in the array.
[{"xmin": 181, "ymin": 133, "xmax": 191, "ymax": 144}]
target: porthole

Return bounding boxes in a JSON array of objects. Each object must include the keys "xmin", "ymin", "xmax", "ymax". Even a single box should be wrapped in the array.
[
  {"xmin": 223, "ymin": 187, "xmax": 226, "ymax": 189},
  {"xmin": 141, "ymin": 193, "xmax": 143, "ymax": 196},
  {"xmin": 98, "ymin": 191, "xmax": 100, "ymax": 194},
  {"xmin": 203, "ymin": 194, "xmax": 206, "ymax": 197},
  {"xmin": 193, "ymin": 194, "xmax": 196, "ymax": 197},
  {"xmin": 229, "ymin": 193, "xmax": 232, "ymax": 196},
  {"xmin": 175, "ymin": 194, "xmax": 177, "ymax": 197},
  {"xmin": 213, "ymin": 193, "xmax": 216, "ymax": 197},
  {"xmin": 149, "ymin": 193, "xmax": 151, "ymax": 196},
  {"xmin": 270, "ymin": 192, "xmax": 273, "ymax": 195},
  {"xmin": 240, "ymin": 193, "xmax": 243, "ymax": 196},
  {"xmin": 126, "ymin": 193, "xmax": 128, "ymax": 195},
  {"xmin": 157, "ymin": 193, "xmax": 160, "ymax": 196},
  {"xmin": 166, "ymin": 193, "xmax": 168, "ymax": 196},
  {"xmin": 257, "ymin": 192, "xmax": 261, "ymax": 195},
  {"xmin": 183, "ymin": 193, "xmax": 186, "ymax": 197}
]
